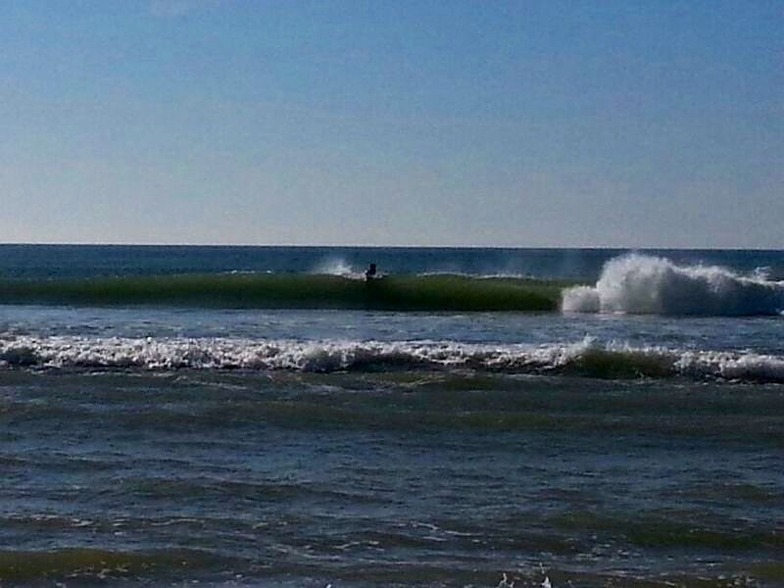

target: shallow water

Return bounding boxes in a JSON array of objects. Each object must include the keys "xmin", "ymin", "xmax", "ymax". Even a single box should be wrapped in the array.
[{"xmin": 2, "ymin": 368, "xmax": 782, "ymax": 586}]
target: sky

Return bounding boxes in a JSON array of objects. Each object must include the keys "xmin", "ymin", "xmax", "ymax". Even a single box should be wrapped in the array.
[{"xmin": 1, "ymin": 0, "xmax": 781, "ymax": 248}]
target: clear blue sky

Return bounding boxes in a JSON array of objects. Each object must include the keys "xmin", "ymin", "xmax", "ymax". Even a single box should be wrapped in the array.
[{"xmin": 1, "ymin": 0, "xmax": 781, "ymax": 247}]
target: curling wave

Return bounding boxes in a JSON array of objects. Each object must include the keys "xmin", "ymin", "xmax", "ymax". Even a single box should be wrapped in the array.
[
  {"xmin": 2, "ymin": 335, "xmax": 783, "ymax": 383},
  {"xmin": 562, "ymin": 254, "xmax": 784, "ymax": 316},
  {"xmin": 0, "ymin": 273, "xmax": 560, "ymax": 312}
]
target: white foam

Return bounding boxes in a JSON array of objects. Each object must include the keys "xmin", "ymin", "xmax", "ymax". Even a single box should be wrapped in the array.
[
  {"xmin": 674, "ymin": 349, "xmax": 784, "ymax": 382},
  {"xmin": 562, "ymin": 254, "xmax": 784, "ymax": 316},
  {"xmin": 3, "ymin": 335, "xmax": 783, "ymax": 382}
]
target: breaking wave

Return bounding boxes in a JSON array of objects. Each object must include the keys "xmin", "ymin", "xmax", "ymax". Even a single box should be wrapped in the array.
[
  {"xmin": 562, "ymin": 254, "xmax": 784, "ymax": 316},
  {"xmin": 2, "ymin": 335, "xmax": 783, "ymax": 383},
  {"xmin": 0, "ymin": 273, "xmax": 559, "ymax": 311}
]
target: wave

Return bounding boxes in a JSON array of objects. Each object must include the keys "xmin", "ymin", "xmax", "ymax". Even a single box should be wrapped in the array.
[
  {"xmin": 2, "ymin": 335, "xmax": 783, "ymax": 383},
  {"xmin": 0, "ymin": 273, "xmax": 561, "ymax": 312},
  {"xmin": 562, "ymin": 254, "xmax": 784, "ymax": 316}
]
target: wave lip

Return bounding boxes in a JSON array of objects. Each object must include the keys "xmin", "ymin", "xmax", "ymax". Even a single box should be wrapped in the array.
[
  {"xmin": 562, "ymin": 254, "xmax": 784, "ymax": 316},
  {"xmin": 3, "ymin": 335, "xmax": 784, "ymax": 383}
]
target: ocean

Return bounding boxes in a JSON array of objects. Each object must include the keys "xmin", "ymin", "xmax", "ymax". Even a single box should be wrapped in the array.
[{"xmin": 0, "ymin": 245, "xmax": 782, "ymax": 587}]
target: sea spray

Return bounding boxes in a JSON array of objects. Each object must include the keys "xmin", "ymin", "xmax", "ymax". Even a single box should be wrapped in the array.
[
  {"xmin": 311, "ymin": 258, "xmax": 359, "ymax": 278},
  {"xmin": 562, "ymin": 254, "xmax": 784, "ymax": 316}
]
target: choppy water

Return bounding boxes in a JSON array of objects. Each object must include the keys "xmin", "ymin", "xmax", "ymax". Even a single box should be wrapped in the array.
[{"xmin": 0, "ymin": 246, "xmax": 782, "ymax": 587}]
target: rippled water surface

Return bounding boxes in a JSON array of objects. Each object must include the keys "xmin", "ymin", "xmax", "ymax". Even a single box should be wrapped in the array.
[{"xmin": 1, "ymin": 246, "xmax": 782, "ymax": 586}]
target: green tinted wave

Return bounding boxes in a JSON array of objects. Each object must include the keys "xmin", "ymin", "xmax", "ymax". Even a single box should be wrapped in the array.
[{"xmin": 0, "ymin": 274, "xmax": 568, "ymax": 311}]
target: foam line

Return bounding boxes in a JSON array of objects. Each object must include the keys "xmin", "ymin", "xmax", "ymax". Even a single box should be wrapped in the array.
[{"xmin": 2, "ymin": 335, "xmax": 783, "ymax": 382}]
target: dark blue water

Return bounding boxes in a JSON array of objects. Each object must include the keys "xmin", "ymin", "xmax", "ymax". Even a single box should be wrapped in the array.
[
  {"xmin": 0, "ymin": 246, "xmax": 782, "ymax": 587},
  {"xmin": 2, "ymin": 244, "xmax": 782, "ymax": 281}
]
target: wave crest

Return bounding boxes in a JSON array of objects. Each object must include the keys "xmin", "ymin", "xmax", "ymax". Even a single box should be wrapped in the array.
[{"xmin": 562, "ymin": 254, "xmax": 784, "ymax": 316}]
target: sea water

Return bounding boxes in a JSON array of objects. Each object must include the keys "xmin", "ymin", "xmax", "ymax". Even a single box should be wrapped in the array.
[{"xmin": 0, "ymin": 246, "xmax": 782, "ymax": 587}]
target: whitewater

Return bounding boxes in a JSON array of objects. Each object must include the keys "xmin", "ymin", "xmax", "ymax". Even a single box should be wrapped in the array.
[
  {"xmin": 562, "ymin": 253, "xmax": 784, "ymax": 316},
  {"xmin": 3, "ymin": 335, "xmax": 784, "ymax": 383}
]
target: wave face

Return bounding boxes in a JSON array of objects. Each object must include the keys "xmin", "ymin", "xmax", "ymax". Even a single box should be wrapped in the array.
[
  {"xmin": 3, "ymin": 335, "xmax": 783, "ymax": 383},
  {"xmin": 0, "ymin": 274, "xmax": 562, "ymax": 312},
  {"xmin": 562, "ymin": 254, "xmax": 784, "ymax": 316}
]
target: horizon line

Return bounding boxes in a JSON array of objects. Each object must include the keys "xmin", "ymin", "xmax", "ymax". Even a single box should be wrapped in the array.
[{"xmin": 1, "ymin": 242, "xmax": 781, "ymax": 252}]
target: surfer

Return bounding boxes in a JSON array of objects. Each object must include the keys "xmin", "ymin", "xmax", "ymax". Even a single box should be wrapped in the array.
[{"xmin": 365, "ymin": 263, "xmax": 378, "ymax": 281}]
